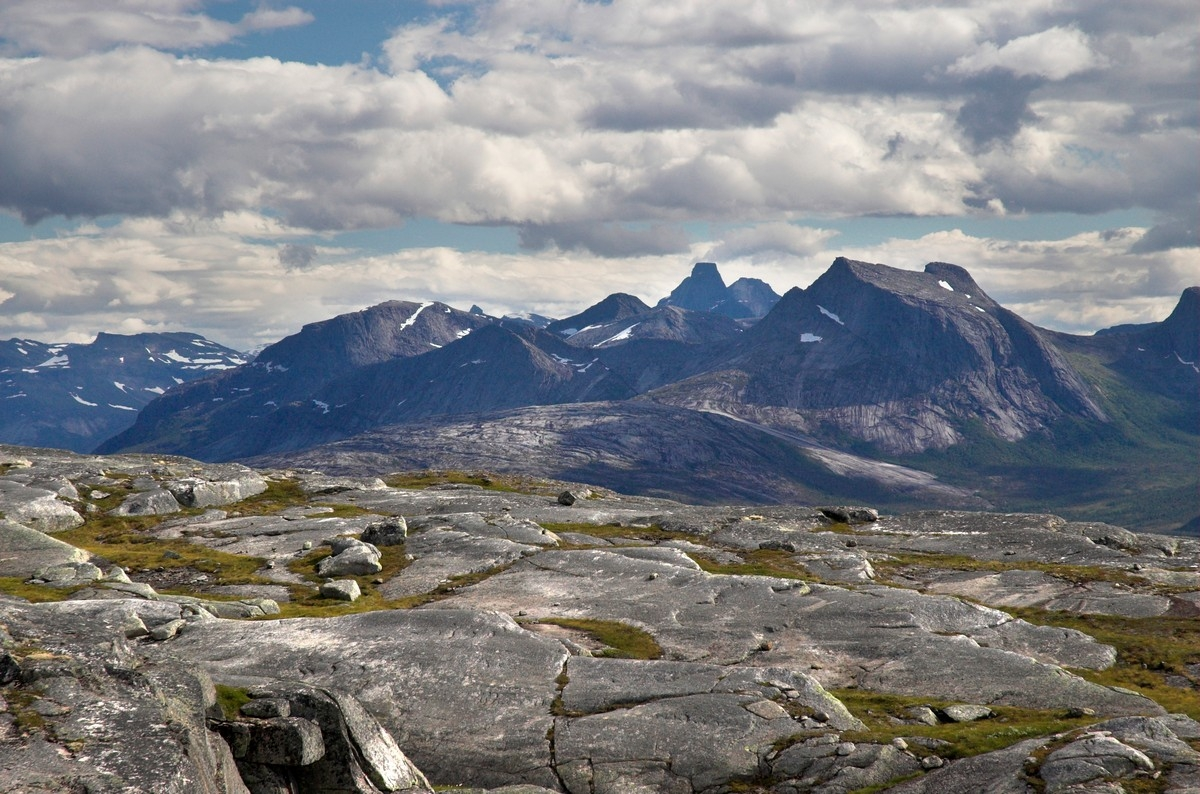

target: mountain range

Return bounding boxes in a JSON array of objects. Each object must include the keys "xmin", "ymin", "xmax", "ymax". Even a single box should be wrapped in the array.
[
  {"xmin": 0, "ymin": 332, "xmax": 246, "ymax": 452},
  {"xmin": 8, "ymin": 258, "xmax": 1197, "ymax": 533}
]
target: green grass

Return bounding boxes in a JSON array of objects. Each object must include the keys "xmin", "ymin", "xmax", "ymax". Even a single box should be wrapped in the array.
[
  {"xmin": 827, "ymin": 689, "xmax": 1095, "ymax": 761},
  {"xmin": 226, "ymin": 479, "xmax": 315, "ymax": 515},
  {"xmin": 532, "ymin": 617, "xmax": 663, "ymax": 660},
  {"xmin": 384, "ymin": 470, "xmax": 536, "ymax": 494},
  {"xmin": 54, "ymin": 515, "xmax": 272, "ymax": 586},
  {"xmin": 894, "ymin": 349, "xmax": 1199, "ymax": 533},
  {"xmin": 690, "ymin": 549, "xmax": 810, "ymax": 580},
  {"xmin": 214, "ymin": 684, "xmax": 252, "ymax": 719},
  {"xmin": 872, "ymin": 552, "xmax": 1153, "ymax": 589},
  {"xmin": 541, "ymin": 522, "xmax": 694, "ymax": 544},
  {"xmin": 0, "ymin": 577, "xmax": 81, "ymax": 602},
  {"xmin": 1006, "ymin": 608, "xmax": 1200, "ymax": 720}
]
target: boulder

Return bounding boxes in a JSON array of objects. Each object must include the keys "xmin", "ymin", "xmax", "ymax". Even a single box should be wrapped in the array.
[
  {"xmin": 941, "ymin": 704, "xmax": 994, "ymax": 723},
  {"xmin": 557, "ymin": 489, "xmax": 591, "ymax": 506},
  {"xmin": 819, "ymin": 506, "xmax": 879, "ymax": 524},
  {"xmin": 34, "ymin": 561, "xmax": 104, "ymax": 587},
  {"xmin": 321, "ymin": 580, "xmax": 362, "ymax": 601},
  {"xmin": 360, "ymin": 515, "xmax": 408, "ymax": 546},
  {"xmin": 1039, "ymin": 733, "xmax": 1155, "ymax": 793},
  {"xmin": 0, "ymin": 482, "xmax": 85, "ymax": 532},
  {"xmin": 166, "ymin": 472, "xmax": 268, "ymax": 508},
  {"xmin": 111, "ymin": 488, "xmax": 181, "ymax": 516},
  {"xmin": 317, "ymin": 541, "xmax": 383, "ymax": 576},
  {"xmin": 242, "ymin": 682, "xmax": 432, "ymax": 793}
]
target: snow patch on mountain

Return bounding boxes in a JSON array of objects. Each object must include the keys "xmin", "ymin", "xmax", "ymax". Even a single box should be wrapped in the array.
[
  {"xmin": 399, "ymin": 302, "xmax": 434, "ymax": 332},
  {"xmin": 818, "ymin": 305, "xmax": 844, "ymax": 325},
  {"xmin": 596, "ymin": 323, "xmax": 640, "ymax": 346}
]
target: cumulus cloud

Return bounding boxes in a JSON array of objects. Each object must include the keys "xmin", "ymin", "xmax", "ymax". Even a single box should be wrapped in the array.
[
  {"xmin": 706, "ymin": 223, "xmax": 838, "ymax": 261},
  {"xmin": 0, "ymin": 0, "xmax": 313, "ymax": 57},
  {"xmin": 0, "ymin": 0, "xmax": 1193, "ymax": 232},
  {"xmin": 949, "ymin": 27, "xmax": 1106, "ymax": 81},
  {"xmin": 0, "ymin": 0, "xmax": 1194, "ymax": 350},
  {"xmin": 2, "ymin": 210, "xmax": 1192, "ymax": 351}
]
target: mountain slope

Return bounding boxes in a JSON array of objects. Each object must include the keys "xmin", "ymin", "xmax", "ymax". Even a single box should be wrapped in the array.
[
  {"xmin": 650, "ymin": 258, "xmax": 1107, "ymax": 454},
  {"xmin": 0, "ymin": 332, "xmax": 245, "ymax": 452},
  {"xmin": 97, "ymin": 300, "xmax": 491, "ymax": 457},
  {"xmin": 95, "ymin": 258, "xmax": 1198, "ymax": 531}
]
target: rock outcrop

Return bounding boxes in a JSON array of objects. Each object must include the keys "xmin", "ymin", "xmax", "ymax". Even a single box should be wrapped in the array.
[{"xmin": 2, "ymin": 445, "xmax": 1198, "ymax": 793}]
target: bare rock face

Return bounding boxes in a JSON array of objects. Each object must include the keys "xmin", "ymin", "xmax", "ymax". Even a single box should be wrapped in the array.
[
  {"xmin": 0, "ymin": 518, "xmax": 90, "ymax": 577},
  {"xmin": 3, "ymin": 447, "xmax": 1199, "ymax": 794},
  {"xmin": 0, "ymin": 480, "xmax": 84, "ymax": 532},
  {"xmin": 0, "ymin": 599, "xmax": 251, "ymax": 794}
]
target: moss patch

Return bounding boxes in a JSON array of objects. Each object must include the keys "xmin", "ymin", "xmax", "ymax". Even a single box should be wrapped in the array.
[
  {"xmin": 385, "ymin": 470, "xmax": 538, "ymax": 494},
  {"xmin": 690, "ymin": 549, "xmax": 809, "ymax": 580},
  {"xmin": 534, "ymin": 617, "xmax": 662, "ymax": 660},
  {"xmin": 0, "ymin": 577, "xmax": 80, "ymax": 603},
  {"xmin": 1006, "ymin": 608, "xmax": 1200, "ymax": 720},
  {"xmin": 214, "ymin": 684, "xmax": 252, "ymax": 719},
  {"xmin": 872, "ymin": 552, "xmax": 1152, "ymax": 589},
  {"xmin": 829, "ymin": 689, "xmax": 1093, "ymax": 761},
  {"xmin": 55, "ymin": 515, "xmax": 271, "ymax": 586}
]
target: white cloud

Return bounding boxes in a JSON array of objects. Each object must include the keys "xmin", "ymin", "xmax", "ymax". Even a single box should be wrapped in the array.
[
  {"xmin": 706, "ymin": 223, "xmax": 838, "ymax": 261},
  {"xmin": 949, "ymin": 27, "xmax": 1106, "ymax": 81},
  {"xmin": 0, "ymin": 0, "xmax": 1194, "ymax": 350},
  {"xmin": 0, "ymin": 0, "xmax": 313, "ymax": 57},
  {"xmin": 1, "ymin": 211, "xmax": 1192, "ymax": 351}
]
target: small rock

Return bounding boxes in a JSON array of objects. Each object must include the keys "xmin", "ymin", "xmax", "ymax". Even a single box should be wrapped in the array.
[
  {"xmin": 891, "ymin": 737, "xmax": 908, "ymax": 751},
  {"xmin": 745, "ymin": 700, "xmax": 790, "ymax": 720},
  {"xmin": 149, "ymin": 619, "xmax": 187, "ymax": 641},
  {"xmin": 920, "ymin": 755, "xmax": 945, "ymax": 769},
  {"xmin": 836, "ymin": 742, "xmax": 856, "ymax": 756},
  {"xmin": 906, "ymin": 706, "xmax": 940, "ymax": 726},
  {"xmin": 942, "ymin": 704, "xmax": 994, "ymax": 723},
  {"xmin": 1065, "ymin": 707, "xmax": 1097, "ymax": 718},
  {"xmin": 320, "ymin": 580, "xmax": 362, "ymax": 602},
  {"xmin": 302, "ymin": 540, "xmax": 313, "ymax": 550}
]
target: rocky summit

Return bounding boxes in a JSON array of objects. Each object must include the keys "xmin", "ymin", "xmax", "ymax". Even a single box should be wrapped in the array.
[
  {"xmin": 2, "ymin": 444, "xmax": 1199, "ymax": 793},
  {"xmin": 85, "ymin": 258, "xmax": 1198, "ymax": 534}
]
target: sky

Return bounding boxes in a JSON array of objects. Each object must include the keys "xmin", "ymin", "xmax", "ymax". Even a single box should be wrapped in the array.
[{"xmin": 0, "ymin": 0, "xmax": 1196, "ymax": 351}]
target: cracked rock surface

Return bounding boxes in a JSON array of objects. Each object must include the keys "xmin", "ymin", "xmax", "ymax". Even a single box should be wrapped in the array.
[{"xmin": 2, "ymin": 445, "xmax": 1199, "ymax": 793}]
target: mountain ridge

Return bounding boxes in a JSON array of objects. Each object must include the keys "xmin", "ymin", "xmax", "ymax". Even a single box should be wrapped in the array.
[{"xmin": 65, "ymin": 259, "xmax": 1200, "ymax": 532}]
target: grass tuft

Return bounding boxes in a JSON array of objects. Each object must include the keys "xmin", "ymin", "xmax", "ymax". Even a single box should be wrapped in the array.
[
  {"xmin": 829, "ymin": 689, "xmax": 1094, "ymax": 761},
  {"xmin": 534, "ymin": 617, "xmax": 662, "ymax": 660},
  {"xmin": 690, "ymin": 548, "xmax": 809, "ymax": 580},
  {"xmin": 214, "ymin": 684, "xmax": 252, "ymax": 719}
]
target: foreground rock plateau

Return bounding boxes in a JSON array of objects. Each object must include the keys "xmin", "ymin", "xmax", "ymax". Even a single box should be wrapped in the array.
[{"xmin": 2, "ymin": 445, "xmax": 1198, "ymax": 793}]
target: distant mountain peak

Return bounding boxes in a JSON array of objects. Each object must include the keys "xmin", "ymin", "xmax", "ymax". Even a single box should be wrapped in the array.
[{"xmin": 658, "ymin": 262, "xmax": 780, "ymax": 319}]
